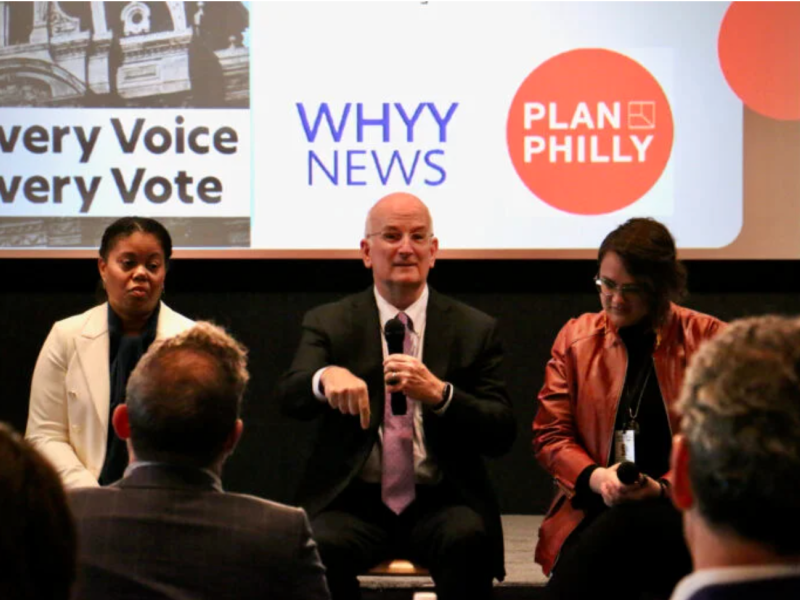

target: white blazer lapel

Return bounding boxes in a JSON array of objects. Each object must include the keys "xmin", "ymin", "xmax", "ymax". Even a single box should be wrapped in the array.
[
  {"xmin": 74, "ymin": 305, "xmax": 111, "ymax": 429},
  {"xmin": 156, "ymin": 302, "xmax": 195, "ymax": 340}
]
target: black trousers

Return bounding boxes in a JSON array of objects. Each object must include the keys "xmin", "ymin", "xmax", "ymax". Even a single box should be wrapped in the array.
[
  {"xmin": 545, "ymin": 498, "xmax": 692, "ymax": 600},
  {"xmin": 311, "ymin": 479, "xmax": 494, "ymax": 600}
]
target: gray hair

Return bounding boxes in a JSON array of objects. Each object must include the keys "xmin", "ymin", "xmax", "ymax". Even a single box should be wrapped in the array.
[{"xmin": 678, "ymin": 315, "xmax": 800, "ymax": 553}]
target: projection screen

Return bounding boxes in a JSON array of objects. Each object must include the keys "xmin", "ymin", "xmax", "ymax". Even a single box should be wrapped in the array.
[{"xmin": 0, "ymin": 1, "xmax": 798, "ymax": 258}]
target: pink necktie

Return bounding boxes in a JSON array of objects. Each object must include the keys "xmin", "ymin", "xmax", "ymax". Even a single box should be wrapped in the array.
[{"xmin": 381, "ymin": 312, "xmax": 415, "ymax": 515}]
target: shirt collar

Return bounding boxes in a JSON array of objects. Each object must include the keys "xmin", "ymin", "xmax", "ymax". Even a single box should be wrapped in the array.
[
  {"xmin": 123, "ymin": 460, "xmax": 223, "ymax": 490},
  {"xmin": 373, "ymin": 285, "xmax": 429, "ymax": 334},
  {"xmin": 671, "ymin": 564, "xmax": 800, "ymax": 600}
]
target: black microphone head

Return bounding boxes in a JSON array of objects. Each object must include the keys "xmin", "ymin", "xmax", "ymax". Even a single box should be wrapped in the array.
[
  {"xmin": 617, "ymin": 461, "xmax": 641, "ymax": 486},
  {"xmin": 384, "ymin": 317, "xmax": 406, "ymax": 354}
]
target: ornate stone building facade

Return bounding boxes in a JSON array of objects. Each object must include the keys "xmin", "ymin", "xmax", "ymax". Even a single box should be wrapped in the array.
[{"xmin": 0, "ymin": 1, "xmax": 249, "ymax": 107}]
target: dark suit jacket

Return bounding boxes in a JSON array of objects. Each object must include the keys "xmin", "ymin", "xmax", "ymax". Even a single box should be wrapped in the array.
[
  {"xmin": 679, "ymin": 575, "xmax": 800, "ymax": 600},
  {"xmin": 68, "ymin": 464, "xmax": 330, "ymax": 600},
  {"xmin": 276, "ymin": 288, "xmax": 516, "ymax": 579}
]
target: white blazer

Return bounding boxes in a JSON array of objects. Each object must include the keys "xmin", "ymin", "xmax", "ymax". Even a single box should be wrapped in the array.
[{"xmin": 26, "ymin": 302, "xmax": 195, "ymax": 489}]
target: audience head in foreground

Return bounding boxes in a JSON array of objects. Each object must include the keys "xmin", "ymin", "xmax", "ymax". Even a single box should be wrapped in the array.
[
  {"xmin": 0, "ymin": 422, "xmax": 76, "ymax": 600},
  {"xmin": 115, "ymin": 320, "xmax": 249, "ymax": 473},
  {"xmin": 69, "ymin": 322, "xmax": 331, "ymax": 600},
  {"xmin": 671, "ymin": 315, "xmax": 800, "ymax": 598}
]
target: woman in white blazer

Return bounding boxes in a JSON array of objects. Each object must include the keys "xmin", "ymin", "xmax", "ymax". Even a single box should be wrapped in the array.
[{"xmin": 26, "ymin": 217, "xmax": 194, "ymax": 488}]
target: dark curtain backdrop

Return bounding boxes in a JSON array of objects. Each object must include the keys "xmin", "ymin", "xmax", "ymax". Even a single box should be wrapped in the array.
[{"xmin": 2, "ymin": 258, "xmax": 798, "ymax": 513}]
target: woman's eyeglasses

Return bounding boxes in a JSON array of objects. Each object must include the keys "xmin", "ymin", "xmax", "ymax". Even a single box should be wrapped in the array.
[{"xmin": 594, "ymin": 276, "xmax": 644, "ymax": 299}]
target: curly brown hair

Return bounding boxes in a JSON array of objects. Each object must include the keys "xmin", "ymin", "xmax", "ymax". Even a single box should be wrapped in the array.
[{"xmin": 678, "ymin": 315, "xmax": 800, "ymax": 554}]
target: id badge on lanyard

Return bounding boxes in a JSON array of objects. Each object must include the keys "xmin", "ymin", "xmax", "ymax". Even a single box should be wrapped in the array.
[
  {"xmin": 616, "ymin": 362, "xmax": 649, "ymax": 464},
  {"xmin": 614, "ymin": 429, "xmax": 635, "ymax": 463}
]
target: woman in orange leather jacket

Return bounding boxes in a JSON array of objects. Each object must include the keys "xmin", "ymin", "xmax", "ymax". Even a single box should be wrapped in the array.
[{"xmin": 533, "ymin": 218, "xmax": 724, "ymax": 600}]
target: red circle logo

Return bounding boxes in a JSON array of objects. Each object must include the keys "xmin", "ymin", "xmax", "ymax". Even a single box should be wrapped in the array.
[
  {"xmin": 507, "ymin": 49, "xmax": 674, "ymax": 215},
  {"xmin": 718, "ymin": 2, "xmax": 800, "ymax": 122}
]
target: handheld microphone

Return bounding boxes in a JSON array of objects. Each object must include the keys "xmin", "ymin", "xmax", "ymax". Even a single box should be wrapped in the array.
[
  {"xmin": 384, "ymin": 317, "xmax": 407, "ymax": 415},
  {"xmin": 617, "ymin": 461, "xmax": 641, "ymax": 486}
]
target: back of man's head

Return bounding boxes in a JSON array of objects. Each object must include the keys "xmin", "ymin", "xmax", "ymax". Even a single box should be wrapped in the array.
[
  {"xmin": 678, "ymin": 315, "xmax": 800, "ymax": 556},
  {"xmin": 125, "ymin": 322, "xmax": 249, "ymax": 468},
  {"xmin": 0, "ymin": 422, "xmax": 76, "ymax": 600}
]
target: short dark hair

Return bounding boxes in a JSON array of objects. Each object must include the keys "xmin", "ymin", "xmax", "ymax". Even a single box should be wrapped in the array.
[
  {"xmin": 99, "ymin": 217, "xmax": 173, "ymax": 265},
  {"xmin": 678, "ymin": 315, "xmax": 800, "ymax": 554},
  {"xmin": 598, "ymin": 218, "xmax": 687, "ymax": 325},
  {"xmin": 0, "ymin": 422, "xmax": 76, "ymax": 600},
  {"xmin": 125, "ymin": 322, "xmax": 249, "ymax": 467}
]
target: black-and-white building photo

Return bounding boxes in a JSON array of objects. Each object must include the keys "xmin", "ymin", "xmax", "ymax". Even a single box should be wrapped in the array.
[
  {"xmin": 0, "ymin": 1, "xmax": 249, "ymax": 108},
  {"xmin": 0, "ymin": 2, "xmax": 251, "ymax": 249}
]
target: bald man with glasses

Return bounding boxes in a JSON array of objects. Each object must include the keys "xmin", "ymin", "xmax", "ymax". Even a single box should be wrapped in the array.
[{"xmin": 277, "ymin": 192, "xmax": 516, "ymax": 600}]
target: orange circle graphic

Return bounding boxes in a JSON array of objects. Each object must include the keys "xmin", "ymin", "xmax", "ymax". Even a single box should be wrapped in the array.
[
  {"xmin": 507, "ymin": 49, "xmax": 674, "ymax": 215},
  {"xmin": 718, "ymin": 2, "xmax": 800, "ymax": 122}
]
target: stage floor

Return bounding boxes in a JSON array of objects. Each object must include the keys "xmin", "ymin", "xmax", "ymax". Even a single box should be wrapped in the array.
[{"xmin": 360, "ymin": 514, "xmax": 547, "ymax": 597}]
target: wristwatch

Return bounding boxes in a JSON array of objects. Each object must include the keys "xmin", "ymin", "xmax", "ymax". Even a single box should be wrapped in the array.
[{"xmin": 433, "ymin": 382, "xmax": 452, "ymax": 411}]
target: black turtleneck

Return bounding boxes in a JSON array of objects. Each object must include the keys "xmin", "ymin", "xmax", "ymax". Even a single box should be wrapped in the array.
[
  {"xmin": 614, "ymin": 320, "xmax": 672, "ymax": 480},
  {"xmin": 573, "ymin": 319, "xmax": 672, "ymax": 510}
]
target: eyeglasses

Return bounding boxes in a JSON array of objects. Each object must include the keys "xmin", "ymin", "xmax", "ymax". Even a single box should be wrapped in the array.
[
  {"xmin": 594, "ymin": 276, "xmax": 644, "ymax": 298},
  {"xmin": 366, "ymin": 230, "xmax": 434, "ymax": 247}
]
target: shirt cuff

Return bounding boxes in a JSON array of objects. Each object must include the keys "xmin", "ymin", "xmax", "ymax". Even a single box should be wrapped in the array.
[
  {"xmin": 312, "ymin": 367, "xmax": 329, "ymax": 401},
  {"xmin": 431, "ymin": 382, "xmax": 454, "ymax": 415}
]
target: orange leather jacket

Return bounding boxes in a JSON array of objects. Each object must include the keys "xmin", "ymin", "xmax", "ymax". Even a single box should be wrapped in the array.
[{"xmin": 533, "ymin": 304, "xmax": 724, "ymax": 575}]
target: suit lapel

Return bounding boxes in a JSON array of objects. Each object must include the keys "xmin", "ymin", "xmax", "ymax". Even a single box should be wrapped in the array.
[
  {"xmin": 74, "ymin": 304, "xmax": 111, "ymax": 427},
  {"xmin": 422, "ymin": 290, "xmax": 453, "ymax": 381},
  {"xmin": 420, "ymin": 290, "xmax": 454, "ymax": 443},
  {"xmin": 155, "ymin": 302, "xmax": 173, "ymax": 340},
  {"xmin": 155, "ymin": 302, "xmax": 189, "ymax": 340},
  {"xmin": 351, "ymin": 289, "xmax": 385, "ymax": 428},
  {"xmin": 72, "ymin": 303, "xmax": 184, "ymax": 441}
]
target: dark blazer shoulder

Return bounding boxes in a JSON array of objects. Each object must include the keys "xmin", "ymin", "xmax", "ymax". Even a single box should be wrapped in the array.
[
  {"xmin": 429, "ymin": 290, "xmax": 497, "ymax": 328},
  {"xmin": 303, "ymin": 288, "xmax": 375, "ymax": 328},
  {"xmin": 67, "ymin": 485, "xmax": 113, "ymax": 518},
  {"xmin": 309, "ymin": 288, "xmax": 373, "ymax": 314},
  {"xmin": 227, "ymin": 491, "xmax": 309, "ymax": 521},
  {"xmin": 217, "ymin": 492, "xmax": 312, "ymax": 544},
  {"xmin": 68, "ymin": 479, "xmax": 310, "ymax": 541}
]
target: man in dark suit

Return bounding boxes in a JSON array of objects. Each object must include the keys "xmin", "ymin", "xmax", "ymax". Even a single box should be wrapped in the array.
[
  {"xmin": 68, "ymin": 322, "xmax": 331, "ymax": 600},
  {"xmin": 277, "ymin": 192, "xmax": 516, "ymax": 600},
  {"xmin": 669, "ymin": 316, "xmax": 800, "ymax": 600}
]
